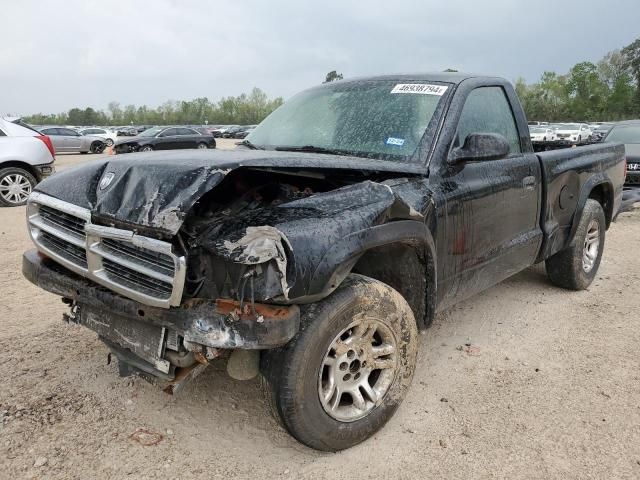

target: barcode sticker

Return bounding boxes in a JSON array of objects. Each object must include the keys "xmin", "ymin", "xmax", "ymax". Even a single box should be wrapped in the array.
[{"xmin": 390, "ymin": 84, "xmax": 448, "ymax": 96}]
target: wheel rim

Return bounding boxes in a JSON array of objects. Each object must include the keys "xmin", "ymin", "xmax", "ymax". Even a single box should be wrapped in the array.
[
  {"xmin": 582, "ymin": 219, "xmax": 600, "ymax": 273},
  {"xmin": 318, "ymin": 315, "xmax": 398, "ymax": 422},
  {"xmin": 0, "ymin": 173, "xmax": 32, "ymax": 204},
  {"xmin": 106, "ymin": 139, "xmax": 114, "ymax": 146},
  {"xmin": 142, "ymin": 146, "xmax": 152, "ymax": 151},
  {"xmin": 197, "ymin": 143, "xmax": 207, "ymax": 149}
]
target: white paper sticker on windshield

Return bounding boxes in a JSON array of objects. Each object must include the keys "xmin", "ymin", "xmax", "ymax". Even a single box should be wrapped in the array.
[{"xmin": 390, "ymin": 84, "xmax": 448, "ymax": 96}]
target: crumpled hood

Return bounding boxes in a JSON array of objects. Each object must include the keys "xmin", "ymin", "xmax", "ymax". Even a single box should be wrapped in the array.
[{"xmin": 34, "ymin": 149, "xmax": 427, "ymax": 235}]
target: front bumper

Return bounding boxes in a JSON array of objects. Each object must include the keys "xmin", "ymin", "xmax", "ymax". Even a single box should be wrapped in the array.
[
  {"xmin": 34, "ymin": 163, "xmax": 55, "ymax": 181},
  {"xmin": 22, "ymin": 249, "xmax": 300, "ymax": 351},
  {"xmin": 626, "ymin": 171, "xmax": 640, "ymax": 186}
]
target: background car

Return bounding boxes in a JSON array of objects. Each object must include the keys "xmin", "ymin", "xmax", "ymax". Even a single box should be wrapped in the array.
[
  {"xmin": 114, "ymin": 126, "xmax": 216, "ymax": 153},
  {"xmin": 39, "ymin": 127, "xmax": 106, "ymax": 154},
  {"xmin": 554, "ymin": 123, "xmax": 592, "ymax": 145},
  {"xmin": 211, "ymin": 125, "xmax": 235, "ymax": 138},
  {"xmin": 78, "ymin": 127, "xmax": 118, "ymax": 146},
  {"xmin": 0, "ymin": 118, "xmax": 55, "ymax": 206},
  {"xmin": 603, "ymin": 120, "xmax": 640, "ymax": 186},
  {"xmin": 234, "ymin": 126, "xmax": 256, "ymax": 139},
  {"xmin": 117, "ymin": 126, "xmax": 138, "ymax": 136},
  {"xmin": 530, "ymin": 126, "xmax": 556, "ymax": 143},
  {"xmin": 591, "ymin": 123, "xmax": 615, "ymax": 143},
  {"xmin": 222, "ymin": 126, "xmax": 246, "ymax": 138}
]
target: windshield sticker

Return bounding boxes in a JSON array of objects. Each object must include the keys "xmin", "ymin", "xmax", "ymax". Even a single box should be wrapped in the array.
[
  {"xmin": 385, "ymin": 137, "xmax": 405, "ymax": 146},
  {"xmin": 390, "ymin": 84, "xmax": 448, "ymax": 96}
]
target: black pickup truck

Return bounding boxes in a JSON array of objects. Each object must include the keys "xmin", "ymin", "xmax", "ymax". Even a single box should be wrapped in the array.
[{"xmin": 22, "ymin": 73, "xmax": 625, "ymax": 451}]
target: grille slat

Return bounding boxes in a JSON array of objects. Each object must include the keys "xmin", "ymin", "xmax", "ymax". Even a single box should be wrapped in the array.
[
  {"xmin": 102, "ymin": 259, "xmax": 173, "ymax": 297},
  {"xmin": 40, "ymin": 231, "xmax": 88, "ymax": 268},
  {"xmin": 39, "ymin": 205, "xmax": 86, "ymax": 238},
  {"xmin": 102, "ymin": 239, "xmax": 175, "ymax": 274},
  {"xmin": 28, "ymin": 194, "xmax": 185, "ymax": 308}
]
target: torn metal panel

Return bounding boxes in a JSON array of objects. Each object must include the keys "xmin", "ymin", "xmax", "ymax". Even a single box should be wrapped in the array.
[{"xmin": 33, "ymin": 149, "xmax": 427, "ymax": 236}]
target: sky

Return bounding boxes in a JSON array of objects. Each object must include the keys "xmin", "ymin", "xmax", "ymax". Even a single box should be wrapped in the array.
[{"xmin": 2, "ymin": 0, "xmax": 639, "ymax": 116}]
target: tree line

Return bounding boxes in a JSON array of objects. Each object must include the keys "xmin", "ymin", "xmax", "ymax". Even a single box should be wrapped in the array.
[
  {"xmin": 23, "ymin": 87, "xmax": 284, "ymax": 126},
  {"xmin": 22, "ymin": 37, "xmax": 640, "ymax": 127},
  {"xmin": 515, "ymin": 37, "xmax": 640, "ymax": 122}
]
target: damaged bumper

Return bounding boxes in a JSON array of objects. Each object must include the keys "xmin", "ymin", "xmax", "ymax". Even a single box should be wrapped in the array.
[{"xmin": 23, "ymin": 248, "xmax": 300, "ymax": 354}]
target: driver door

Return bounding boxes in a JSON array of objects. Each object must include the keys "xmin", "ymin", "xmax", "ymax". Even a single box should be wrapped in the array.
[{"xmin": 438, "ymin": 86, "xmax": 542, "ymax": 305}]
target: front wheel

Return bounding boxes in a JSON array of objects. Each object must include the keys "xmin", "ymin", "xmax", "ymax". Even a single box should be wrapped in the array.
[
  {"xmin": 140, "ymin": 145, "xmax": 153, "ymax": 152},
  {"xmin": 545, "ymin": 199, "xmax": 606, "ymax": 290},
  {"xmin": 0, "ymin": 167, "xmax": 36, "ymax": 207},
  {"xmin": 261, "ymin": 274, "xmax": 418, "ymax": 451}
]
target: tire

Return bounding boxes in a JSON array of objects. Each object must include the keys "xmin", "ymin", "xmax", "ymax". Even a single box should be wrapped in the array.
[
  {"xmin": 0, "ymin": 167, "xmax": 37, "ymax": 207},
  {"xmin": 545, "ymin": 199, "xmax": 606, "ymax": 290},
  {"xmin": 196, "ymin": 142, "xmax": 208, "ymax": 149},
  {"xmin": 90, "ymin": 142, "xmax": 105, "ymax": 154},
  {"xmin": 261, "ymin": 274, "xmax": 418, "ymax": 451},
  {"xmin": 105, "ymin": 138, "xmax": 114, "ymax": 147},
  {"xmin": 140, "ymin": 145, "xmax": 153, "ymax": 152}
]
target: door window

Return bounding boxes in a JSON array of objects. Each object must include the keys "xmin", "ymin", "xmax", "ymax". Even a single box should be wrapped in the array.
[
  {"xmin": 456, "ymin": 87, "xmax": 522, "ymax": 154},
  {"xmin": 161, "ymin": 128, "xmax": 178, "ymax": 137}
]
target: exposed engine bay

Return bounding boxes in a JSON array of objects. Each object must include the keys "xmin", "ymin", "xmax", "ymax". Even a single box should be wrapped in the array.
[{"xmin": 179, "ymin": 168, "xmax": 383, "ymax": 305}]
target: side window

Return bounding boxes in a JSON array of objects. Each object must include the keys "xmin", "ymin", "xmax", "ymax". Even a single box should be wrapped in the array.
[
  {"xmin": 162, "ymin": 128, "xmax": 178, "ymax": 137},
  {"xmin": 60, "ymin": 128, "xmax": 78, "ymax": 136},
  {"xmin": 42, "ymin": 128, "xmax": 58, "ymax": 135},
  {"xmin": 456, "ymin": 86, "xmax": 522, "ymax": 154}
]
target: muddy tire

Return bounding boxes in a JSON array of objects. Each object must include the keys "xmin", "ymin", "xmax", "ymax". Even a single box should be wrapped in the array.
[
  {"xmin": 546, "ymin": 199, "xmax": 606, "ymax": 290},
  {"xmin": 260, "ymin": 274, "xmax": 417, "ymax": 451}
]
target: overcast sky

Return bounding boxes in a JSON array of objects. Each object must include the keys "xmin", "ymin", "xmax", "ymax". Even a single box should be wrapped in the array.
[{"xmin": 2, "ymin": 0, "xmax": 639, "ymax": 116}]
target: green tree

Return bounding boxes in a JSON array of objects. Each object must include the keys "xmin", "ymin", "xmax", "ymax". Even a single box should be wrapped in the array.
[
  {"xmin": 324, "ymin": 70, "xmax": 344, "ymax": 83},
  {"xmin": 621, "ymin": 38, "xmax": 640, "ymax": 114}
]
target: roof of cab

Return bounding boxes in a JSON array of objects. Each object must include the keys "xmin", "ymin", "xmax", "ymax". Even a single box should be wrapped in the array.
[{"xmin": 329, "ymin": 72, "xmax": 492, "ymax": 85}]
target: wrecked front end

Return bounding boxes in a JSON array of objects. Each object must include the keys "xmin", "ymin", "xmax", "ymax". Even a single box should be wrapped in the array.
[{"xmin": 22, "ymin": 150, "xmax": 430, "ymax": 391}]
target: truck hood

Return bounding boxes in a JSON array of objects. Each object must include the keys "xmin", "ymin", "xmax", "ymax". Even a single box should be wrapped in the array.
[{"xmin": 33, "ymin": 148, "xmax": 427, "ymax": 235}]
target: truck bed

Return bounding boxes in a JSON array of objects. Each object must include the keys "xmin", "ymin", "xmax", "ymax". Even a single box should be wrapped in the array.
[{"xmin": 536, "ymin": 142, "xmax": 626, "ymax": 262}]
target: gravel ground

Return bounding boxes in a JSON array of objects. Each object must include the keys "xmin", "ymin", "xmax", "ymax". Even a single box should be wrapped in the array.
[{"xmin": 1, "ymin": 148, "xmax": 639, "ymax": 479}]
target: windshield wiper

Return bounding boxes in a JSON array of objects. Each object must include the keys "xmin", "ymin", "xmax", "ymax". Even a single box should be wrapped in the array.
[
  {"xmin": 274, "ymin": 145, "xmax": 358, "ymax": 156},
  {"xmin": 237, "ymin": 139, "xmax": 263, "ymax": 150}
]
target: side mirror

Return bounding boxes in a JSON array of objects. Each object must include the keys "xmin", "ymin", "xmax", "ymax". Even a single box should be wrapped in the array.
[{"xmin": 449, "ymin": 133, "xmax": 510, "ymax": 164}]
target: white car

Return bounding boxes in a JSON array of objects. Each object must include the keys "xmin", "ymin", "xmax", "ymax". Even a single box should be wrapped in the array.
[
  {"xmin": 554, "ymin": 123, "xmax": 592, "ymax": 145},
  {"xmin": 78, "ymin": 127, "xmax": 118, "ymax": 146},
  {"xmin": 530, "ymin": 127, "xmax": 556, "ymax": 143},
  {"xmin": 0, "ymin": 118, "xmax": 55, "ymax": 206}
]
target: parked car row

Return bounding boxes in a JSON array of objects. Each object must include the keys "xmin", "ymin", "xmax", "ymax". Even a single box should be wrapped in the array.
[
  {"xmin": 529, "ymin": 120, "xmax": 640, "ymax": 188},
  {"xmin": 113, "ymin": 126, "xmax": 216, "ymax": 154}
]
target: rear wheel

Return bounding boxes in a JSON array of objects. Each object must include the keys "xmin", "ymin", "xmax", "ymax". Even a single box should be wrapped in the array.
[
  {"xmin": 90, "ymin": 142, "xmax": 104, "ymax": 154},
  {"xmin": 546, "ymin": 199, "xmax": 606, "ymax": 290},
  {"xmin": 140, "ymin": 145, "xmax": 153, "ymax": 152},
  {"xmin": 105, "ymin": 138, "xmax": 114, "ymax": 147},
  {"xmin": 0, "ymin": 167, "xmax": 36, "ymax": 207},
  {"xmin": 261, "ymin": 274, "xmax": 417, "ymax": 451},
  {"xmin": 196, "ymin": 142, "xmax": 208, "ymax": 149}
]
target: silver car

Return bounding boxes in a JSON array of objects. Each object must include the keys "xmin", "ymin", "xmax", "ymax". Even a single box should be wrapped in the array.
[{"xmin": 39, "ymin": 127, "xmax": 106, "ymax": 154}]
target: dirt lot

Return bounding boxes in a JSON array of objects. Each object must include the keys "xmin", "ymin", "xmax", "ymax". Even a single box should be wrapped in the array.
[{"xmin": 1, "ymin": 145, "xmax": 639, "ymax": 479}]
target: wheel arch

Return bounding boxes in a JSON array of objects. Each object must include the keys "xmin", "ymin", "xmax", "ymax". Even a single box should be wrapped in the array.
[
  {"xmin": 307, "ymin": 221, "xmax": 437, "ymax": 330},
  {"xmin": 569, "ymin": 176, "xmax": 614, "ymax": 243},
  {"xmin": 0, "ymin": 161, "xmax": 41, "ymax": 181}
]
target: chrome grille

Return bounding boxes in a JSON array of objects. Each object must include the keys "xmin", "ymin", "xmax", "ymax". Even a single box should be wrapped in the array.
[
  {"xmin": 27, "ymin": 192, "xmax": 186, "ymax": 308},
  {"xmin": 102, "ymin": 259, "xmax": 174, "ymax": 298},
  {"xmin": 40, "ymin": 230, "xmax": 88, "ymax": 268}
]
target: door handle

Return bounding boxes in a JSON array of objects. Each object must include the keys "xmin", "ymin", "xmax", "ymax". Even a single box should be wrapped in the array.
[{"xmin": 522, "ymin": 176, "xmax": 536, "ymax": 190}]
